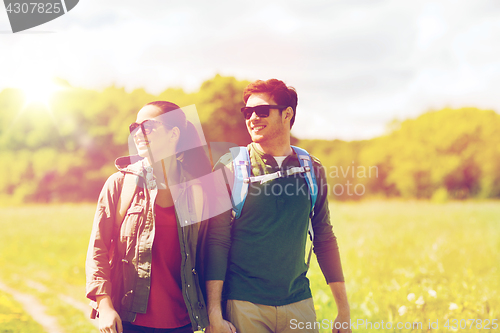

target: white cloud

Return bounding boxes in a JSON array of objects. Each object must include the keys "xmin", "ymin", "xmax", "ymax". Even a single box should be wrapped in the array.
[{"xmin": 1, "ymin": 0, "xmax": 500, "ymax": 140}]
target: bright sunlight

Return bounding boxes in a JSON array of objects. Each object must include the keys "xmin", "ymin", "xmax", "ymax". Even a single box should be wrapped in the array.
[{"xmin": 21, "ymin": 77, "xmax": 64, "ymax": 108}]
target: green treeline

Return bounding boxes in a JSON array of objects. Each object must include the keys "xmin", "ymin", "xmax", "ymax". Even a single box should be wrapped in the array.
[
  {"xmin": 302, "ymin": 108, "xmax": 500, "ymax": 201},
  {"xmin": 0, "ymin": 75, "xmax": 252, "ymax": 203},
  {"xmin": 0, "ymin": 75, "xmax": 499, "ymax": 203}
]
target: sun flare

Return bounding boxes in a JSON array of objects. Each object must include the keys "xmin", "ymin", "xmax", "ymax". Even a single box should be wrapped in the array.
[{"xmin": 21, "ymin": 77, "xmax": 63, "ymax": 108}]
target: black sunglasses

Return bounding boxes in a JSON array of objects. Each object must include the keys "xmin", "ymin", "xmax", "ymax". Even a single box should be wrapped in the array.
[
  {"xmin": 240, "ymin": 105, "xmax": 288, "ymax": 120},
  {"xmin": 129, "ymin": 119, "xmax": 165, "ymax": 136}
]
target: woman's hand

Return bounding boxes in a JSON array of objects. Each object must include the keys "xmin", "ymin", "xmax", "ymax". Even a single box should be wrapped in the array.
[{"xmin": 97, "ymin": 295, "xmax": 123, "ymax": 333}]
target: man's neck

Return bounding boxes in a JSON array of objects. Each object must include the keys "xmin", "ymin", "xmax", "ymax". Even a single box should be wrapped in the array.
[{"xmin": 254, "ymin": 140, "xmax": 292, "ymax": 156}]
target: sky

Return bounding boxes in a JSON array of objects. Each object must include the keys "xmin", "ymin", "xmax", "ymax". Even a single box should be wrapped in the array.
[{"xmin": 1, "ymin": 0, "xmax": 500, "ymax": 140}]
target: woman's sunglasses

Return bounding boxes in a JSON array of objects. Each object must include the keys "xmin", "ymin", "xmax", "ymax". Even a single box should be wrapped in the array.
[
  {"xmin": 240, "ymin": 105, "xmax": 288, "ymax": 120},
  {"xmin": 129, "ymin": 119, "xmax": 165, "ymax": 136}
]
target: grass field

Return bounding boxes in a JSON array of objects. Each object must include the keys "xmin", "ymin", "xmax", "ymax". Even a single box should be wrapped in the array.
[{"xmin": 0, "ymin": 201, "xmax": 498, "ymax": 332}]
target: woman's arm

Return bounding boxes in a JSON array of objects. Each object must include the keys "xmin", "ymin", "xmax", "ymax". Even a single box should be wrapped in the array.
[
  {"xmin": 85, "ymin": 173, "xmax": 123, "ymax": 328},
  {"xmin": 96, "ymin": 295, "xmax": 123, "ymax": 333}
]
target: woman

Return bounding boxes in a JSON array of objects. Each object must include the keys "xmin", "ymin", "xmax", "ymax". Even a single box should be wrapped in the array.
[{"xmin": 86, "ymin": 101, "xmax": 211, "ymax": 333}]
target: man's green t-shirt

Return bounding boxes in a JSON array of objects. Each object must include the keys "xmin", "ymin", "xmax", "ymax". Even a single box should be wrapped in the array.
[{"xmin": 206, "ymin": 143, "xmax": 344, "ymax": 306}]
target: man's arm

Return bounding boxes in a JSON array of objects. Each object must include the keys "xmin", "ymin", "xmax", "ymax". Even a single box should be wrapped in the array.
[
  {"xmin": 329, "ymin": 282, "xmax": 351, "ymax": 333},
  {"xmin": 205, "ymin": 155, "xmax": 236, "ymax": 333},
  {"xmin": 205, "ymin": 208, "xmax": 234, "ymax": 333},
  {"xmin": 205, "ymin": 281, "xmax": 236, "ymax": 333},
  {"xmin": 309, "ymin": 158, "xmax": 351, "ymax": 332}
]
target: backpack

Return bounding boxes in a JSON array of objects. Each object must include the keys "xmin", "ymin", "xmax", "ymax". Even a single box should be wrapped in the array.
[{"xmin": 228, "ymin": 145, "xmax": 318, "ymax": 267}]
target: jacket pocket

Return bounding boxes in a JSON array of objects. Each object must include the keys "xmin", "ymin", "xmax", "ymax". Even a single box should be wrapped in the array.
[{"xmin": 120, "ymin": 205, "xmax": 143, "ymax": 238}]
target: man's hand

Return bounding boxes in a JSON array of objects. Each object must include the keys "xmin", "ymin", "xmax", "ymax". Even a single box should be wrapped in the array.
[
  {"xmin": 206, "ymin": 280, "xmax": 237, "ymax": 333},
  {"xmin": 329, "ymin": 282, "xmax": 351, "ymax": 333},
  {"xmin": 332, "ymin": 312, "xmax": 351, "ymax": 333},
  {"xmin": 205, "ymin": 316, "xmax": 237, "ymax": 333},
  {"xmin": 97, "ymin": 295, "xmax": 123, "ymax": 333}
]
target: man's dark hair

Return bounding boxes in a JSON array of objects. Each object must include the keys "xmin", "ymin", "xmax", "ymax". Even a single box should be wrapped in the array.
[{"xmin": 243, "ymin": 79, "xmax": 298, "ymax": 128}]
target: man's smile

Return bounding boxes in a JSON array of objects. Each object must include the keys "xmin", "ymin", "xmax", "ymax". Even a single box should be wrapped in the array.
[{"xmin": 251, "ymin": 124, "xmax": 266, "ymax": 132}]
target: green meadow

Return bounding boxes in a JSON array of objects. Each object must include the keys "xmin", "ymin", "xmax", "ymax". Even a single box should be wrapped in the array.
[{"xmin": 0, "ymin": 201, "xmax": 498, "ymax": 332}]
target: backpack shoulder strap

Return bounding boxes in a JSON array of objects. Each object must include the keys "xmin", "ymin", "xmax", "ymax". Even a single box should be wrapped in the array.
[
  {"xmin": 291, "ymin": 146, "xmax": 318, "ymax": 268},
  {"xmin": 229, "ymin": 146, "xmax": 251, "ymax": 221},
  {"xmin": 115, "ymin": 172, "xmax": 138, "ymax": 227},
  {"xmin": 228, "ymin": 145, "xmax": 319, "ymax": 268},
  {"xmin": 91, "ymin": 172, "xmax": 138, "ymax": 319},
  {"xmin": 291, "ymin": 146, "xmax": 318, "ymax": 216}
]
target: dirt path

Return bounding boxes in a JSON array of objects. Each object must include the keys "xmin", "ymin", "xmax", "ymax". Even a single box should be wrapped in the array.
[
  {"xmin": 25, "ymin": 279, "xmax": 98, "ymax": 328},
  {"xmin": 59, "ymin": 294, "xmax": 99, "ymax": 328},
  {"xmin": 0, "ymin": 280, "xmax": 65, "ymax": 333}
]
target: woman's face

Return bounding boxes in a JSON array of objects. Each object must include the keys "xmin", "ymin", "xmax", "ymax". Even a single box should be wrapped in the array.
[{"xmin": 132, "ymin": 105, "xmax": 177, "ymax": 161}]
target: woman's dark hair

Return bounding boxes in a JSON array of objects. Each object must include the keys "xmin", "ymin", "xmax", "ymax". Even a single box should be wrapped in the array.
[{"xmin": 146, "ymin": 101, "xmax": 211, "ymax": 181}]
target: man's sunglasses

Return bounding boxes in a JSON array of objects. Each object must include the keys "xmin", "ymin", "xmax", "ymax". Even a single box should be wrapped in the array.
[
  {"xmin": 240, "ymin": 105, "xmax": 288, "ymax": 120},
  {"xmin": 129, "ymin": 119, "xmax": 165, "ymax": 136}
]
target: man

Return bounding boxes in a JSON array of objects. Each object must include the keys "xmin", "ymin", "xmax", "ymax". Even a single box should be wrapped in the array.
[{"xmin": 206, "ymin": 79, "xmax": 351, "ymax": 333}]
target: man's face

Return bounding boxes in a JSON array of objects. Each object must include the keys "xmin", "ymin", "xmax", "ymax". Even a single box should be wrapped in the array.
[{"xmin": 245, "ymin": 93, "xmax": 288, "ymax": 144}]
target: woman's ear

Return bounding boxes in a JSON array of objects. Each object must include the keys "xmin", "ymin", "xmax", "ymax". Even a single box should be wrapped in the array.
[{"xmin": 170, "ymin": 126, "xmax": 181, "ymax": 144}]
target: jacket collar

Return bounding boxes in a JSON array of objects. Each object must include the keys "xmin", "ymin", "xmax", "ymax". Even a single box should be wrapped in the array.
[
  {"xmin": 114, "ymin": 155, "xmax": 145, "ymax": 177},
  {"xmin": 114, "ymin": 155, "xmax": 201, "ymax": 187}
]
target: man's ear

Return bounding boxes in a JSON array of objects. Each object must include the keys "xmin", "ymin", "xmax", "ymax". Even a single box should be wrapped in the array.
[{"xmin": 284, "ymin": 107, "xmax": 294, "ymax": 122}]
